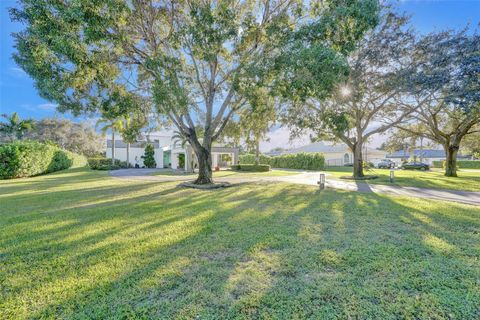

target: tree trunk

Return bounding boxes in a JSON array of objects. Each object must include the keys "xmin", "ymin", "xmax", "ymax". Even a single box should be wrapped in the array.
[
  {"xmin": 419, "ymin": 137, "xmax": 424, "ymax": 163},
  {"xmin": 444, "ymin": 144, "xmax": 459, "ymax": 177},
  {"xmin": 111, "ymin": 131, "xmax": 115, "ymax": 165},
  {"xmin": 194, "ymin": 146, "xmax": 213, "ymax": 184},
  {"xmin": 255, "ymin": 140, "xmax": 260, "ymax": 165},
  {"xmin": 352, "ymin": 142, "xmax": 364, "ymax": 178},
  {"xmin": 126, "ymin": 142, "xmax": 130, "ymax": 168}
]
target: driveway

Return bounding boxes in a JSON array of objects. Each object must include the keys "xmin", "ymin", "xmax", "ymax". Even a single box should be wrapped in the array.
[
  {"xmin": 110, "ymin": 169, "xmax": 480, "ymax": 206},
  {"xmin": 109, "ymin": 168, "xmax": 193, "ymax": 182},
  {"xmin": 272, "ymin": 172, "xmax": 480, "ymax": 206}
]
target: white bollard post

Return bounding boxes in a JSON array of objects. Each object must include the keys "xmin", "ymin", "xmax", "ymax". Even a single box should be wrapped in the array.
[
  {"xmin": 317, "ymin": 173, "xmax": 326, "ymax": 190},
  {"xmin": 390, "ymin": 170, "xmax": 394, "ymax": 183}
]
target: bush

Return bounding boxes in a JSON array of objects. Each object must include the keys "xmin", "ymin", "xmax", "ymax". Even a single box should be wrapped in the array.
[
  {"xmin": 432, "ymin": 161, "xmax": 443, "ymax": 168},
  {"xmin": 231, "ymin": 164, "xmax": 270, "ymax": 172},
  {"xmin": 239, "ymin": 152, "xmax": 325, "ymax": 170},
  {"xmin": 0, "ymin": 141, "xmax": 87, "ymax": 179},
  {"xmin": 457, "ymin": 160, "xmax": 480, "ymax": 169},
  {"xmin": 433, "ymin": 160, "xmax": 480, "ymax": 169},
  {"xmin": 178, "ymin": 153, "xmax": 185, "ymax": 169},
  {"xmin": 363, "ymin": 161, "xmax": 374, "ymax": 169},
  {"xmin": 238, "ymin": 154, "xmax": 272, "ymax": 165},
  {"xmin": 270, "ymin": 153, "xmax": 325, "ymax": 170},
  {"xmin": 88, "ymin": 157, "xmax": 128, "ymax": 170},
  {"xmin": 142, "ymin": 144, "xmax": 156, "ymax": 168}
]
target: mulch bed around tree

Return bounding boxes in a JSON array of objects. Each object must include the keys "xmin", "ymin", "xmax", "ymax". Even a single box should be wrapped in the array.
[
  {"xmin": 340, "ymin": 175, "xmax": 379, "ymax": 180},
  {"xmin": 178, "ymin": 181, "xmax": 232, "ymax": 189}
]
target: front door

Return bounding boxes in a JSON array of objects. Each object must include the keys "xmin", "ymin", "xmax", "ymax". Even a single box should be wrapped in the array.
[{"xmin": 163, "ymin": 151, "xmax": 171, "ymax": 168}]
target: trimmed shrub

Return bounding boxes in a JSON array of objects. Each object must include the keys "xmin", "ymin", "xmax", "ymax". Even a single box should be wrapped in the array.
[
  {"xmin": 142, "ymin": 144, "xmax": 156, "ymax": 168},
  {"xmin": 88, "ymin": 157, "xmax": 128, "ymax": 170},
  {"xmin": 238, "ymin": 154, "xmax": 272, "ymax": 165},
  {"xmin": 178, "ymin": 153, "xmax": 185, "ymax": 169},
  {"xmin": 0, "ymin": 141, "xmax": 87, "ymax": 179},
  {"xmin": 432, "ymin": 161, "xmax": 443, "ymax": 168},
  {"xmin": 240, "ymin": 153, "xmax": 325, "ymax": 170},
  {"xmin": 363, "ymin": 161, "xmax": 374, "ymax": 169},
  {"xmin": 231, "ymin": 164, "xmax": 270, "ymax": 172},
  {"xmin": 240, "ymin": 152, "xmax": 325, "ymax": 170}
]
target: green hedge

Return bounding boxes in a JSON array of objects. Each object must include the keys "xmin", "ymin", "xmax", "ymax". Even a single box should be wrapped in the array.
[
  {"xmin": 457, "ymin": 160, "xmax": 480, "ymax": 169},
  {"xmin": 433, "ymin": 160, "xmax": 480, "ymax": 169},
  {"xmin": 0, "ymin": 141, "xmax": 87, "ymax": 179},
  {"xmin": 231, "ymin": 164, "xmax": 270, "ymax": 172},
  {"xmin": 88, "ymin": 157, "xmax": 128, "ymax": 170},
  {"xmin": 432, "ymin": 161, "xmax": 443, "ymax": 168},
  {"xmin": 239, "ymin": 152, "xmax": 325, "ymax": 170},
  {"xmin": 345, "ymin": 161, "xmax": 373, "ymax": 168},
  {"xmin": 237, "ymin": 154, "xmax": 272, "ymax": 166}
]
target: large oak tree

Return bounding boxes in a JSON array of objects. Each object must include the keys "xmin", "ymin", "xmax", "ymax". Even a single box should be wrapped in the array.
[
  {"xmin": 11, "ymin": 0, "xmax": 378, "ymax": 184},
  {"xmin": 399, "ymin": 29, "xmax": 480, "ymax": 177},
  {"xmin": 282, "ymin": 10, "xmax": 415, "ymax": 178},
  {"xmin": 25, "ymin": 118, "xmax": 104, "ymax": 157}
]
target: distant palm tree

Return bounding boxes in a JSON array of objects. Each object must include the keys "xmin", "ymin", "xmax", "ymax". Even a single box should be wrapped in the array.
[
  {"xmin": 171, "ymin": 130, "xmax": 188, "ymax": 149},
  {"xmin": 96, "ymin": 118, "xmax": 125, "ymax": 165},
  {"xmin": 0, "ymin": 112, "xmax": 34, "ymax": 142},
  {"xmin": 121, "ymin": 116, "xmax": 135, "ymax": 167}
]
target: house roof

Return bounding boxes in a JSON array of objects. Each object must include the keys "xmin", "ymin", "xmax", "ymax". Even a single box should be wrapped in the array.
[
  {"xmin": 282, "ymin": 142, "xmax": 384, "ymax": 155},
  {"xmin": 386, "ymin": 149, "xmax": 445, "ymax": 158},
  {"xmin": 265, "ymin": 150, "xmax": 284, "ymax": 156},
  {"xmin": 107, "ymin": 140, "xmax": 159, "ymax": 148}
]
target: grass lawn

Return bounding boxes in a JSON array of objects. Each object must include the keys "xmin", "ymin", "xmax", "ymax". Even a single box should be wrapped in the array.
[
  {"xmin": 151, "ymin": 169, "xmax": 298, "ymax": 178},
  {"xmin": 325, "ymin": 166, "xmax": 480, "ymax": 191},
  {"xmin": 1, "ymin": 168, "xmax": 479, "ymax": 319}
]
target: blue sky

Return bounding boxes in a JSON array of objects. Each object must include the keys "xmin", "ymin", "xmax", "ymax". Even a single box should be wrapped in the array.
[{"xmin": 1, "ymin": 0, "xmax": 479, "ymax": 126}]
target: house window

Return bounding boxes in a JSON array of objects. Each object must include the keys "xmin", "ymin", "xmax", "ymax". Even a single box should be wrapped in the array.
[{"xmin": 344, "ymin": 153, "xmax": 350, "ymax": 164}]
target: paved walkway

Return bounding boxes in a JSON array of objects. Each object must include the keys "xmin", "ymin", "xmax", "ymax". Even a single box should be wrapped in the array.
[
  {"xmin": 110, "ymin": 169, "xmax": 194, "ymax": 182},
  {"xmin": 110, "ymin": 169, "xmax": 480, "ymax": 206}
]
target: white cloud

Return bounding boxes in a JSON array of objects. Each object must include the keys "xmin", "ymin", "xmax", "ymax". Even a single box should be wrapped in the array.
[
  {"xmin": 8, "ymin": 67, "xmax": 27, "ymax": 78},
  {"xmin": 37, "ymin": 103, "xmax": 58, "ymax": 111}
]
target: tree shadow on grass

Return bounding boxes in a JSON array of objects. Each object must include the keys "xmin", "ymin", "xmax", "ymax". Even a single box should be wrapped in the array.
[
  {"xmin": 1, "ymin": 177, "xmax": 479, "ymax": 319},
  {"xmin": 240, "ymin": 191, "xmax": 480, "ymax": 319},
  {"xmin": 0, "ymin": 183, "xmax": 202, "ymax": 258}
]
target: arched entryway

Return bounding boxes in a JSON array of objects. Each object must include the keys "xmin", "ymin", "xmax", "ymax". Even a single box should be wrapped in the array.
[{"xmin": 344, "ymin": 153, "xmax": 350, "ymax": 164}]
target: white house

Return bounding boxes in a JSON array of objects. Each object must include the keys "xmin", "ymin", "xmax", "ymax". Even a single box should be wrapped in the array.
[
  {"xmin": 269, "ymin": 141, "xmax": 388, "ymax": 166},
  {"xmin": 106, "ymin": 131, "xmax": 239, "ymax": 171}
]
